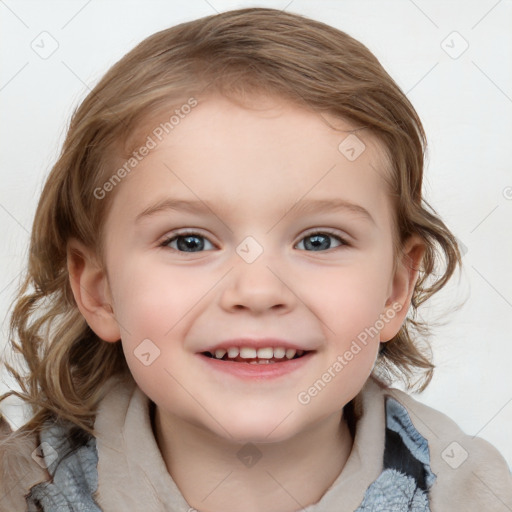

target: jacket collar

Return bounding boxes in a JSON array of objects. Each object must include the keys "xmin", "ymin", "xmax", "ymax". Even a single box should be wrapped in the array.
[{"xmin": 93, "ymin": 374, "xmax": 387, "ymax": 511}]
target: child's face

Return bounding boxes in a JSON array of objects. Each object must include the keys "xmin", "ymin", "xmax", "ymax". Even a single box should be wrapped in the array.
[{"xmin": 96, "ymin": 94, "xmax": 417, "ymax": 442}]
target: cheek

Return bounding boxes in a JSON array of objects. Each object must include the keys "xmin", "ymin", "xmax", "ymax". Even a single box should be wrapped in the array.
[
  {"xmin": 108, "ymin": 260, "xmax": 218, "ymax": 394},
  {"xmin": 308, "ymin": 260, "xmax": 391, "ymax": 330},
  {"xmin": 109, "ymin": 261, "xmax": 198, "ymax": 398},
  {"xmin": 110, "ymin": 259, "xmax": 208, "ymax": 337}
]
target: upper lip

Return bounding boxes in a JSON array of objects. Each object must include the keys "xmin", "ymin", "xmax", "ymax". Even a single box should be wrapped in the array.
[{"xmin": 199, "ymin": 338, "xmax": 315, "ymax": 354}]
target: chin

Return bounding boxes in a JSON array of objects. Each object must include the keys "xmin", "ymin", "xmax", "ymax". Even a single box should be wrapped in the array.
[{"xmin": 209, "ymin": 411, "xmax": 301, "ymax": 445}]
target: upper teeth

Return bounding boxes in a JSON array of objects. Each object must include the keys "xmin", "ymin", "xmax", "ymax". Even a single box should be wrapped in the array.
[{"xmin": 213, "ymin": 347, "xmax": 302, "ymax": 360}]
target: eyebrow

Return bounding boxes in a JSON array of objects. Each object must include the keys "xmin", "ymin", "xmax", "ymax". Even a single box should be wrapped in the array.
[{"xmin": 135, "ymin": 197, "xmax": 375, "ymax": 225}]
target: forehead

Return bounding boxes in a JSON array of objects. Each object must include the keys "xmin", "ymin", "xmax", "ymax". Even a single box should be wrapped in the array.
[{"xmin": 105, "ymin": 94, "xmax": 393, "ymax": 229}]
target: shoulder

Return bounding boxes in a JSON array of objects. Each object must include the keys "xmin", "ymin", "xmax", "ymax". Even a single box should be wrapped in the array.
[
  {"xmin": 0, "ymin": 414, "xmax": 50, "ymax": 511},
  {"xmin": 378, "ymin": 381, "xmax": 512, "ymax": 511},
  {"xmin": 0, "ymin": 375, "xmax": 130, "ymax": 511}
]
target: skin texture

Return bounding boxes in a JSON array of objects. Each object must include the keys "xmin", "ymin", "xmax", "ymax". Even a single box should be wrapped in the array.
[{"xmin": 68, "ymin": 94, "xmax": 425, "ymax": 512}]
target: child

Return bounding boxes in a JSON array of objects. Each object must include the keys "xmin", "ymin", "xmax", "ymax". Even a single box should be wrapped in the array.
[{"xmin": 1, "ymin": 7, "xmax": 511, "ymax": 512}]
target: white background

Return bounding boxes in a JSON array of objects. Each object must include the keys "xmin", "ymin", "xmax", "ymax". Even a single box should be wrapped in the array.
[{"xmin": 1, "ymin": 0, "xmax": 511, "ymax": 473}]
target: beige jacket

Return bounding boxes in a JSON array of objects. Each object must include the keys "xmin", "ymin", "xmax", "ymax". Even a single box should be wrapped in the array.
[{"xmin": 1, "ymin": 375, "xmax": 511, "ymax": 511}]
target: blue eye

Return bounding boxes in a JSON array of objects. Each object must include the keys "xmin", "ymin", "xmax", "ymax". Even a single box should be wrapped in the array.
[
  {"xmin": 296, "ymin": 231, "xmax": 347, "ymax": 251},
  {"xmin": 160, "ymin": 232, "xmax": 215, "ymax": 253},
  {"xmin": 160, "ymin": 229, "xmax": 348, "ymax": 253}
]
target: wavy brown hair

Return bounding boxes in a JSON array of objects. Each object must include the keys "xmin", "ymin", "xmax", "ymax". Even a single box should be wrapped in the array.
[{"xmin": 0, "ymin": 7, "xmax": 462, "ymax": 438}]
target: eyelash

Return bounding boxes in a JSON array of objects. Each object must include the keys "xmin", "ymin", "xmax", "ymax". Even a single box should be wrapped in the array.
[{"xmin": 158, "ymin": 228, "xmax": 350, "ymax": 253}]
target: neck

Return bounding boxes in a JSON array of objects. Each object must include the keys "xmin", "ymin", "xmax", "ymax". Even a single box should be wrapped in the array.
[{"xmin": 153, "ymin": 406, "xmax": 353, "ymax": 512}]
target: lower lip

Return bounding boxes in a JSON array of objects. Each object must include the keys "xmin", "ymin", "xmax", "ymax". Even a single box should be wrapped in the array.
[{"xmin": 197, "ymin": 352, "xmax": 315, "ymax": 380}]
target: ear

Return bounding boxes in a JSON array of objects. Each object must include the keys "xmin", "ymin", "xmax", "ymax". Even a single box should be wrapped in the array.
[
  {"xmin": 66, "ymin": 237, "xmax": 120, "ymax": 343},
  {"xmin": 379, "ymin": 234, "xmax": 426, "ymax": 343}
]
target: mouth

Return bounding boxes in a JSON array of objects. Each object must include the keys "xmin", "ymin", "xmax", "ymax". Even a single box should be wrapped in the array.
[
  {"xmin": 198, "ymin": 346, "xmax": 315, "ymax": 379},
  {"xmin": 201, "ymin": 347, "xmax": 312, "ymax": 364}
]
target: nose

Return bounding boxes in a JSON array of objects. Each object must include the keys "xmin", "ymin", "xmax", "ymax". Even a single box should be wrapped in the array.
[{"xmin": 218, "ymin": 254, "xmax": 296, "ymax": 314}]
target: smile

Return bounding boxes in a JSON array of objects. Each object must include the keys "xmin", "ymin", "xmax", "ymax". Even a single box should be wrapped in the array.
[
  {"xmin": 198, "ymin": 347, "xmax": 315, "ymax": 379},
  {"xmin": 202, "ymin": 346, "xmax": 309, "ymax": 363}
]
